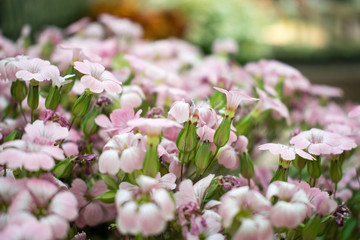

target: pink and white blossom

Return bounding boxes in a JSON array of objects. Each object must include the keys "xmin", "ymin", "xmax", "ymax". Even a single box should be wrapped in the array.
[
  {"xmin": 99, "ymin": 132, "xmax": 145, "ymax": 174},
  {"xmin": 74, "ymin": 60, "xmax": 122, "ymax": 94}
]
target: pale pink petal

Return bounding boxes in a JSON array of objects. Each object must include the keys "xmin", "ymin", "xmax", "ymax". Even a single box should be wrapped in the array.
[
  {"xmin": 116, "ymin": 201, "xmax": 139, "ymax": 235},
  {"xmin": 175, "ymin": 180, "xmax": 195, "ymax": 207},
  {"xmin": 119, "ymin": 147, "xmax": 145, "ymax": 173},
  {"xmin": 194, "ymin": 174, "xmax": 215, "ymax": 205},
  {"xmin": 83, "ymin": 202, "xmax": 103, "ymax": 226},
  {"xmin": 138, "ymin": 203, "xmax": 166, "ymax": 236},
  {"xmin": 152, "ymin": 189, "xmax": 175, "ymax": 220},
  {"xmin": 95, "ymin": 114, "xmax": 113, "ymax": 128},
  {"xmin": 50, "ymin": 191, "xmax": 78, "ymax": 220},
  {"xmin": 270, "ymin": 202, "xmax": 307, "ymax": 228},
  {"xmin": 81, "ymin": 75, "xmax": 104, "ymax": 93},
  {"xmin": 99, "ymin": 149, "xmax": 121, "ymax": 175},
  {"xmin": 103, "ymin": 80, "xmax": 122, "ymax": 94},
  {"xmin": 41, "ymin": 215, "xmax": 69, "ymax": 239}
]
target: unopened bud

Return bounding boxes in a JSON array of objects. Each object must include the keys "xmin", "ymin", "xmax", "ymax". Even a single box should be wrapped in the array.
[
  {"xmin": 45, "ymin": 86, "xmax": 61, "ymax": 110},
  {"xmin": 143, "ymin": 139, "xmax": 159, "ymax": 177},
  {"xmin": 72, "ymin": 90, "xmax": 92, "ymax": 117},
  {"xmin": 307, "ymin": 157, "xmax": 321, "ymax": 179},
  {"xmin": 330, "ymin": 160, "xmax": 343, "ymax": 183},
  {"xmin": 195, "ymin": 141, "xmax": 211, "ymax": 171},
  {"xmin": 27, "ymin": 80, "xmax": 39, "ymax": 110},
  {"xmin": 240, "ymin": 152, "xmax": 254, "ymax": 179},
  {"xmin": 81, "ymin": 107, "xmax": 100, "ymax": 136},
  {"xmin": 176, "ymin": 121, "xmax": 198, "ymax": 153},
  {"xmin": 214, "ymin": 116, "xmax": 232, "ymax": 148},
  {"xmin": 10, "ymin": 80, "xmax": 27, "ymax": 102}
]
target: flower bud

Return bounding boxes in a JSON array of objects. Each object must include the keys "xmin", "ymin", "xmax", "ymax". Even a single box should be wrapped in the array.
[
  {"xmin": 10, "ymin": 80, "xmax": 27, "ymax": 102},
  {"xmin": 214, "ymin": 116, "xmax": 232, "ymax": 148},
  {"xmin": 240, "ymin": 152, "xmax": 254, "ymax": 179},
  {"xmin": 302, "ymin": 215, "xmax": 322, "ymax": 240},
  {"xmin": 72, "ymin": 90, "xmax": 92, "ymax": 117},
  {"xmin": 195, "ymin": 141, "xmax": 211, "ymax": 171},
  {"xmin": 45, "ymin": 86, "xmax": 61, "ymax": 110},
  {"xmin": 53, "ymin": 158, "xmax": 75, "ymax": 178},
  {"xmin": 330, "ymin": 160, "xmax": 343, "ymax": 183},
  {"xmin": 81, "ymin": 107, "xmax": 100, "ymax": 136},
  {"xmin": 176, "ymin": 121, "xmax": 198, "ymax": 153},
  {"xmin": 27, "ymin": 80, "xmax": 39, "ymax": 110},
  {"xmin": 307, "ymin": 157, "xmax": 321, "ymax": 179},
  {"xmin": 143, "ymin": 139, "xmax": 160, "ymax": 177}
]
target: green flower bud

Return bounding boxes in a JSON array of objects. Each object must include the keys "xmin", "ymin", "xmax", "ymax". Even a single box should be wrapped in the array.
[
  {"xmin": 330, "ymin": 160, "xmax": 343, "ymax": 183},
  {"xmin": 81, "ymin": 107, "xmax": 100, "ymax": 137},
  {"xmin": 214, "ymin": 116, "xmax": 232, "ymax": 148},
  {"xmin": 72, "ymin": 90, "xmax": 92, "ymax": 117},
  {"xmin": 240, "ymin": 152, "xmax": 254, "ymax": 180},
  {"xmin": 176, "ymin": 121, "xmax": 198, "ymax": 153},
  {"xmin": 45, "ymin": 86, "xmax": 61, "ymax": 110},
  {"xmin": 10, "ymin": 80, "xmax": 27, "ymax": 102},
  {"xmin": 143, "ymin": 139, "xmax": 159, "ymax": 177},
  {"xmin": 53, "ymin": 158, "xmax": 75, "ymax": 178},
  {"xmin": 195, "ymin": 141, "xmax": 211, "ymax": 171},
  {"xmin": 302, "ymin": 215, "xmax": 322, "ymax": 240},
  {"xmin": 27, "ymin": 80, "xmax": 39, "ymax": 110},
  {"xmin": 270, "ymin": 166, "xmax": 288, "ymax": 183},
  {"xmin": 307, "ymin": 157, "xmax": 321, "ymax": 179}
]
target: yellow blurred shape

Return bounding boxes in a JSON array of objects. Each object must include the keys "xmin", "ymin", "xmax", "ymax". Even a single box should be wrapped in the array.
[{"xmin": 263, "ymin": 20, "xmax": 328, "ymax": 48}]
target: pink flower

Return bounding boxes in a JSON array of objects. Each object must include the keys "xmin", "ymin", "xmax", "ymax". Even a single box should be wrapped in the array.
[
  {"xmin": 99, "ymin": 14, "xmax": 143, "ymax": 39},
  {"xmin": 65, "ymin": 17, "xmax": 91, "ymax": 35},
  {"xmin": 218, "ymin": 145, "xmax": 239, "ymax": 170},
  {"xmin": 116, "ymin": 176, "xmax": 175, "ymax": 236},
  {"xmin": 258, "ymin": 143, "xmax": 315, "ymax": 161},
  {"xmin": 290, "ymin": 128, "xmax": 341, "ymax": 155},
  {"xmin": 266, "ymin": 181, "xmax": 309, "ymax": 228},
  {"xmin": 70, "ymin": 179, "xmax": 115, "ymax": 227},
  {"xmin": 99, "ymin": 133, "xmax": 145, "ymax": 174},
  {"xmin": 219, "ymin": 186, "xmax": 272, "ymax": 240},
  {"xmin": 22, "ymin": 120, "xmax": 69, "ymax": 145},
  {"xmin": 74, "ymin": 60, "xmax": 122, "ymax": 94},
  {"xmin": 120, "ymin": 85, "xmax": 145, "ymax": 108},
  {"xmin": 0, "ymin": 140, "xmax": 65, "ymax": 171},
  {"xmin": 168, "ymin": 100, "xmax": 190, "ymax": 123},
  {"xmin": 235, "ymin": 135, "xmax": 248, "ymax": 154},
  {"xmin": 8, "ymin": 179, "xmax": 78, "ymax": 239},
  {"xmin": 15, "ymin": 58, "xmax": 52, "ymax": 82},
  {"xmin": 127, "ymin": 118, "xmax": 182, "ymax": 138},
  {"xmin": 213, "ymin": 87, "xmax": 258, "ymax": 116},
  {"xmin": 256, "ymin": 88, "xmax": 291, "ymax": 124},
  {"xmin": 295, "ymin": 181, "xmax": 337, "ymax": 216},
  {"xmin": 310, "ymin": 84, "xmax": 343, "ymax": 98},
  {"xmin": 0, "ymin": 56, "xmax": 27, "ymax": 82},
  {"xmin": 95, "ymin": 105, "xmax": 142, "ymax": 136},
  {"xmin": 0, "ymin": 178, "xmax": 26, "ymax": 230},
  {"xmin": 0, "ymin": 219, "xmax": 52, "ymax": 240},
  {"xmin": 212, "ymin": 38, "xmax": 238, "ymax": 55},
  {"xmin": 348, "ymin": 105, "xmax": 360, "ymax": 118}
]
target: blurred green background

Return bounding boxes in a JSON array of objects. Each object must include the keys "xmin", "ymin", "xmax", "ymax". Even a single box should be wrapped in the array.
[{"xmin": 1, "ymin": 0, "xmax": 360, "ymax": 100}]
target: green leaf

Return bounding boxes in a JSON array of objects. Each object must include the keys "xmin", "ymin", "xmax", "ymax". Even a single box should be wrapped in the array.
[
  {"xmin": 98, "ymin": 174, "xmax": 118, "ymax": 191},
  {"xmin": 94, "ymin": 190, "xmax": 117, "ymax": 203}
]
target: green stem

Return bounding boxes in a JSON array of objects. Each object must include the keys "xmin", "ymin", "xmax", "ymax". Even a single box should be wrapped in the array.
[
  {"xmin": 18, "ymin": 103, "xmax": 28, "ymax": 123},
  {"xmin": 31, "ymin": 109, "xmax": 34, "ymax": 123}
]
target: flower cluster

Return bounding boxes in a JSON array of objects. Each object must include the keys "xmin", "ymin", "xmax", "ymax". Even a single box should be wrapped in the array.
[{"xmin": 0, "ymin": 14, "xmax": 359, "ymax": 239}]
